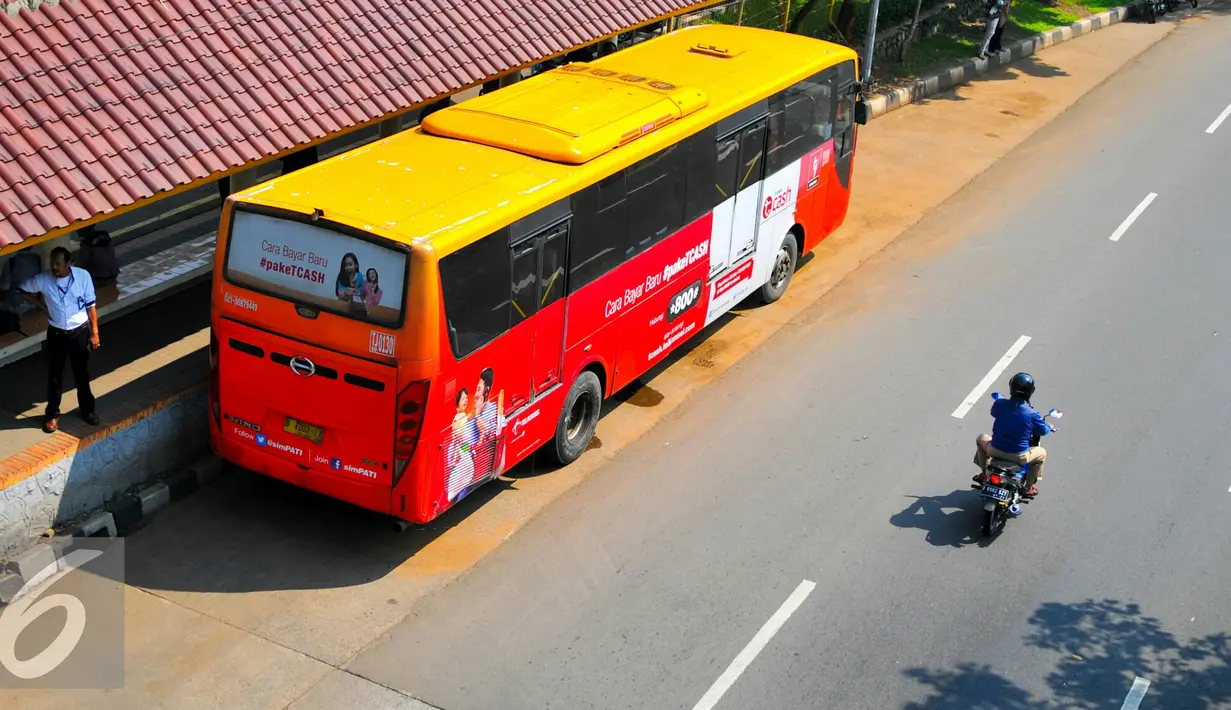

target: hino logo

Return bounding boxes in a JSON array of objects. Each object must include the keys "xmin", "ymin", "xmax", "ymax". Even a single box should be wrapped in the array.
[{"xmin": 289, "ymin": 356, "xmax": 316, "ymax": 377}]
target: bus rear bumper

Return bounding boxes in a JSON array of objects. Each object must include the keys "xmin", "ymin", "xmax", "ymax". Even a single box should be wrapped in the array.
[{"xmin": 212, "ymin": 430, "xmax": 392, "ymax": 516}]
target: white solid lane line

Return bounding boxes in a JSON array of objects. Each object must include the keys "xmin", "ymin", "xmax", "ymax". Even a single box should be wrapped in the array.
[
  {"xmin": 692, "ymin": 580, "xmax": 817, "ymax": 710},
  {"xmin": 1110, "ymin": 193, "xmax": 1158, "ymax": 242},
  {"xmin": 1207, "ymin": 102, "xmax": 1231, "ymax": 134},
  {"xmin": 1120, "ymin": 676, "xmax": 1151, "ymax": 710},
  {"xmin": 951, "ymin": 335, "xmax": 1032, "ymax": 419}
]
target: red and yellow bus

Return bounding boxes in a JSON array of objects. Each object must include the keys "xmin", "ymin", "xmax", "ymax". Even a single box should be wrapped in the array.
[{"xmin": 209, "ymin": 24, "xmax": 868, "ymax": 524}]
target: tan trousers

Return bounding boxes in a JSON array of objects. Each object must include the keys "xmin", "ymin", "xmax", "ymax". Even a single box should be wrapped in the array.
[{"xmin": 975, "ymin": 434, "xmax": 1046, "ymax": 488}]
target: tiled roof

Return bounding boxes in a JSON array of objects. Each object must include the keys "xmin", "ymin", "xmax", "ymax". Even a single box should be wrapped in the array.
[{"xmin": 0, "ymin": 0, "xmax": 716, "ymax": 248}]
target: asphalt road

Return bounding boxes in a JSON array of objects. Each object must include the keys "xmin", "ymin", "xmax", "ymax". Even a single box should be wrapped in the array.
[{"xmin": 344, "ymin": 8, "xmax": 1231, "ymax": 710}]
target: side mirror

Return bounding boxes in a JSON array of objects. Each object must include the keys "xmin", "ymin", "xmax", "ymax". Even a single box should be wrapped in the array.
[
  {"xmin": 853, "ymin": 99, "xmax": 870, "ymax": 126},
  {"xmin": 1048, "ymin": 409, "xmax": 1063, "ymax": 419},
  {"xmin": 991, "ymin": 392, "xmax": 1003, "ymax": 401}
]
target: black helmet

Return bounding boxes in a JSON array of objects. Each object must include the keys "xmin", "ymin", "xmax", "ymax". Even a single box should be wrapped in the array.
[{"xmin": 1009, "ymin": 372, "xmax": 1035, "ymax": 401}]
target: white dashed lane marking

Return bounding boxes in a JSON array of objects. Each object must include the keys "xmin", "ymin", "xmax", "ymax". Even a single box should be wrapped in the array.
[
  {"xmin": 1109, "ymin": 193, "xmax": 1158, "ymax": 243},
  {"xmin": 692, "ymin": 580, "xmax": 816, "ymax": 710},
  {"xmin": 952, "ymin": 335, "xmax": 1032, "ymax": 419}
]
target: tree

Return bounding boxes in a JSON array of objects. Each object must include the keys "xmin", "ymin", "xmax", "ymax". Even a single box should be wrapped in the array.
[
  {"xmin": 900, "ymin": 0, "xmax": 925, "ymax": 61},
  {"xmin": 788, "ymin": 0, "xmax": 824, "ymax": 33},
  {"xmin": 835, "ymin": 0, "xmax": 858, "ymax": 41}
]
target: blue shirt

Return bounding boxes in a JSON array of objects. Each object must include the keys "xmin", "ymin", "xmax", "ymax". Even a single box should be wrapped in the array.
[
  {"xmin": 19, "ymin": 266, "xmax": 96, "ymax": 330},
  {"xmin": 988, "ymin": 395, "xmax": 1051, "ymax": 454}
]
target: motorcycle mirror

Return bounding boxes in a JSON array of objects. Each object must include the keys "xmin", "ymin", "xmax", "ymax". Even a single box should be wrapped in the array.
[
  {"xmin": 1048, "ymin": 409, "xmax": 1063, "ymax": 418},
  {"xmin": 991, "ymin": 392, "xmax": 1003, "ymax": 400}
]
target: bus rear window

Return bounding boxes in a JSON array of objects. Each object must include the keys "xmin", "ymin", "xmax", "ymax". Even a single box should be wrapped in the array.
[{"xmin": 224, "ymin": 210, "xmax": 409, "ymax": 327}]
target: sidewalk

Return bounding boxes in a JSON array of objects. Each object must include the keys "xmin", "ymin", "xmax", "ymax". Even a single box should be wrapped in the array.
[
  {"xmin": 0, "ymin": 11, "xmax": 1188, "ymax": 709},
  {"xmin": 0, "ymin": 283, "xmax": 210, "ymax": 554}
]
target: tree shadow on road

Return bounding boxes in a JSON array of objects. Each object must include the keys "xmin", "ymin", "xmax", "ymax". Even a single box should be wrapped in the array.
[
  {"xmin": 904, "ymin": 663, "xmax": 1049, "ymax": 710},
  {"xmin": 888, "ymin": 489, "xmax": 990, "ymax": 548},
  {"xmin": 902, "ymin": 598, "xmax": 1231, "ymax": 709}
]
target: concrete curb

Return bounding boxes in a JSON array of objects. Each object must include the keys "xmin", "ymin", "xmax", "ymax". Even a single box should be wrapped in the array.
[
  {"xmin": 866, "ymin": 1, "xmax": 1143, "ymax": 119},
  {"xmin": 0, "ymin": 456, "xmax": 226, "ymax": 606}
]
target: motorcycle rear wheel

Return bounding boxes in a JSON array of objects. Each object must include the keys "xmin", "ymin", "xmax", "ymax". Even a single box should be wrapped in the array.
[{"xmin": 982, "ymin": 508, "xmax": 998, "ymax": 537}]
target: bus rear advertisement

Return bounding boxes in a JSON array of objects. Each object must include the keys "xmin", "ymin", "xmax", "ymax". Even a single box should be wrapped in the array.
[{"xmin": 208, "ymin": 24, "xmax": 869, "ymax": 526}]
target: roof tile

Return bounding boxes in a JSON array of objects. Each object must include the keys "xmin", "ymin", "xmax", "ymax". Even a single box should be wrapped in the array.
[{"xmin": 0, "ymin": 0, "xmax": 713, "ymax": 246}]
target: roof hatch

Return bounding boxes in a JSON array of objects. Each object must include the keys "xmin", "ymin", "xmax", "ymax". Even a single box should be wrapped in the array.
[{"xmin": 420, "ymin": 63, "xmax": 709, "ymax": 164}]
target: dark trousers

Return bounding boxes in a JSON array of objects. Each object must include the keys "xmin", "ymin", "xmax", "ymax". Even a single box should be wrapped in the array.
[
  {"xmin": 45, "ymin": 324, "xmax": 95, "ymax": 418},
  {"xmin": 989, "ymin": 25, "xmax": 1006, "ymax": 52}
]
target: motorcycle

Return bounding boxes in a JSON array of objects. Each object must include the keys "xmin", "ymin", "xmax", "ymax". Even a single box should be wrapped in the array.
[
  {"xmin": 1145, "ymin": 0, "xmax": 1196, "ymax": 23},
  {"xmin": 1145, "ymin": 0, "xmax": 1166, "ymax": 23},
  {"xmin": 972, "ymin": 396, "xmax": 1062, "ymax": 537}
]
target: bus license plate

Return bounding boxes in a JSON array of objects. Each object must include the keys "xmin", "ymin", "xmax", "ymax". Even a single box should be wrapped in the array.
[
  {"xmin": 284, "ymin": 417, "xmax": 324, "ymax": 444},
  {"xmin": 984, "ymin": 486, "xmax": 1011, "ymax": 502}
]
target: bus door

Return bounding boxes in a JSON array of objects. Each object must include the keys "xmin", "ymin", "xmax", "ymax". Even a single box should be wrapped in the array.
[
  {"xmin": 509, "ymin": 208, "xmax": 570, "ymax": 398},
  {"xmin": 716, "ymin": 118, "xmax": 769, "ymax": 270}
]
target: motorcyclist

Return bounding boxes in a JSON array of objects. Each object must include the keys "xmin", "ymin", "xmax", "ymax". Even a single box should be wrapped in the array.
[{"xmin": 972, "ymin": 372, "xmax": 1053, "ymax": 497}]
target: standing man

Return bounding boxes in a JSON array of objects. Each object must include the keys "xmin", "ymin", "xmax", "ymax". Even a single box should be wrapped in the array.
[
  {"xmin": 989, "ymin": 0, "xmax": 1011, "ymax": 53},
  {"xmin": 977, "ymin": 0, "xmax": 1008, "ymax": 59},
  {"xmin": 18, "ymin": 246, "xmax": 100, "ymax": 433}
]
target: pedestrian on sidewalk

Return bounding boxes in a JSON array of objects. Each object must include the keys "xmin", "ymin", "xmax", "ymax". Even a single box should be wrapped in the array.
[
  {"xmin": 978, "ymin": 0, "xmax": 1008, "ymax": 59},
  {"xmin": 17, "ymin": 246, "xmax": 101, "ymax": 433},
  {"xmin": 989, "ymin": 0, "xmax": 1012, "ymax": 53}
]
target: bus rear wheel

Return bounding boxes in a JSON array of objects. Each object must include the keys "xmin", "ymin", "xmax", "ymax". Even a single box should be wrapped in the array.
[
  {"xmin": 547, "ymin": 370, "xmax": 602, "ymax": 466},
  {"xmin": 760, "ymin": 233, "xmax": 798, "ymax": 304}
]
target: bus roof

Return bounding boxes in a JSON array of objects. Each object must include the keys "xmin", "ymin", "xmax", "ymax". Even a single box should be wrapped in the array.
[{"xmin": 233, "ymin": 24, "xmax": 858, "ymax": 258}]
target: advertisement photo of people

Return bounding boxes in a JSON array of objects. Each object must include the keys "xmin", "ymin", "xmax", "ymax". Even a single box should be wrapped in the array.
[
  {"xmin": 444, "ymin": 367, "xmax": 507, "ymax": 504},
  {"xmin": 333, "ymin": 252, "xmax": 386, "ymax": 310}
]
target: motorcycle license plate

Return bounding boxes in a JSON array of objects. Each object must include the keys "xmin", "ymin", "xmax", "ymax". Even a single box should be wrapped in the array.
[{"xmin": 983, "ymin": 486, "xmax": 1011, "ymax": 502}]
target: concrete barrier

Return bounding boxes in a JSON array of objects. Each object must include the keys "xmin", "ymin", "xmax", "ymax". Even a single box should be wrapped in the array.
[{"xmin": 0, "ymin": 384, "xmax": 208, "ymax": 556}]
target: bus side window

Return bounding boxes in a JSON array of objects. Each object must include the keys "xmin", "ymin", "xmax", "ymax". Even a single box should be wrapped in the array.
[
  {"xmin": 714, "ymin": 133, "xmax": 741, "ymax": 202},
  {"xmin": 683, "ymin": 127, "xmax": 719, "ymax": 224},
  {"xmin": 439, "ymin": 227, "xmax": 513, "ymax": 359},
  {"xmin": 626, "ymin": 142, "xmax": 686, "ymax": 254},
  {"xmin": 736, "ymin": 122, "xmax": 766, "ymax": 192},
  {"xmin": 539, "ymin": 224, "xmax": 567, "ymax": 308},
  {"xmin": 510, "ymin": 239, "xmax": 539, "ymax": 328},
  {"xmin": 569, "ymin": 173, "xmax": 627, "ymax": 291},
  {"xmin": 767, "ymin": 72, "xmax": 832, "ymax": 174}
]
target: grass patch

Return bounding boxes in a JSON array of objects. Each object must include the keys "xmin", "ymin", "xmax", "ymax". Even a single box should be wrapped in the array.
[
  {"xmin": 696, "ymin": 0, "xmax": 1126, "ymax": 84},
  {"xmin": 890, "ymin": 35, "xmax": 980, "ymax": 77},
  {"xmin": 1075, "ymin": 0, "xmax": 1129, "ymax": 11},
  {"xmin": 872, "ymin": 0, "xmax": 1113, "ymax": 82},
  {"xmin": 1008, "ymin": 0, "xmax": 1082, "ymax": 34}
]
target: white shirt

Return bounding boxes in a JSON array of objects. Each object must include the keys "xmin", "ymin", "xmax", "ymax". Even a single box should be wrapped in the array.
[{"xmin": 19, "ymin": 266, "xmax": 97, "ymax": 331}]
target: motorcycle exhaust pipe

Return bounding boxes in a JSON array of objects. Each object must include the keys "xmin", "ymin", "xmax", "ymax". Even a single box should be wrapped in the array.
[{"xmin": 1008, "ymin": 503, "xmax": 1022, "ymax": 516}]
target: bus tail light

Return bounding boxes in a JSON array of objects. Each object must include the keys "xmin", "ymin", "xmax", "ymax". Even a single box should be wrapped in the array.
[
  {"xmin": 208, "ymin": 329, "xmax": 221, "ymax": 429},
  {"xmin": 393, "ymin": 379, "xmax": 430, "ymax": 486}
]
